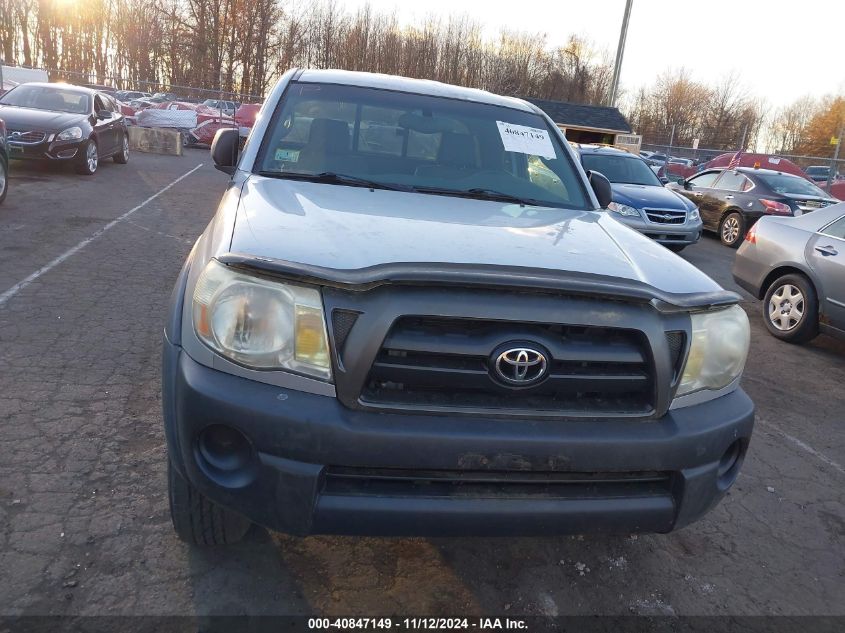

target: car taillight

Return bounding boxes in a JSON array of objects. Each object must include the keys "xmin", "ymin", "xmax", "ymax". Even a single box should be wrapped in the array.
[
  {"xmin": 745, "ymin": 223, "xmax": 757, "ymax": 244},
  {"xmin": 760, "ymin": 199, "xmax": 792, "ymax": 215}
]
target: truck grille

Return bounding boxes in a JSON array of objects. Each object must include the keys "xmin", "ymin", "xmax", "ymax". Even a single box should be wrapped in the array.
[
  {"xmin": 644, "ymin": 208, "xmax": 686, "ymax": 224},
  {"xmin": 360, "ymin": 316, "xmax": 654, "ymax": 415},
  {"xmin": 7, "ymin": 129, "xmax": 47, "ymax": 144}
]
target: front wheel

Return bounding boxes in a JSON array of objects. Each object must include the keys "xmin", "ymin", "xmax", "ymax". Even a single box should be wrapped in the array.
[
  {"xmin": 720, "ymin": 212, "xmax": 745, "ymax": 248},
  {"xmin": 113, "ymin": 134, "xmax": 129, "ymax": 164},
  {"xmin": 0, "ymin": 157, "xmax": 7, "ymax": 205},
  {"xmin": 75, "ymin": 139, "xmax": 98, "ymax": 175},
  {"xmin": 763, "ymin": 273, "xmax": 819, "ymax": 344},
  {"xmin": 168, "ymin": 459, "xmax": 252, "ymax": 546}
]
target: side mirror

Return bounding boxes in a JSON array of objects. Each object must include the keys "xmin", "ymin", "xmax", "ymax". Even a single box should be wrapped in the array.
[
  {"xmin": 211, "ymin": 128, "xmax": 240, "ymax": 175},
  {"xmin": 586, "ymin": 170, "xmax": 612, "ymax": 209}
]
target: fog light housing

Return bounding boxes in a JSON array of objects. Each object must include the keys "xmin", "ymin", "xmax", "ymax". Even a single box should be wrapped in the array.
[
  {"xmin": 195, "ymin": 424, "xmax": 257, "ymax": 488},
  {"xmin": 716, "ymin": 440, "xmax": 744, "ymax": 490}
]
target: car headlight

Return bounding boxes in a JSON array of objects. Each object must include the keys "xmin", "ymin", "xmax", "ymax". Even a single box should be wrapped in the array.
[
  {"xmin": 607, "ymin": 202, "xmax": 641, "ymax": 217},
  {"xmin": 688, "ymin": 207, "xmax": 700, "ymax": 222},
  {"xmin": 57, "ymin": 127, "xmax": 83, "ymax": 141},
  {"xmin": 676, "ymin": 305, "xmax": 750, "ymax": 398},
  {"xmin": 192, "ymin": 259, "xmax": 332, "ymax": 380}
]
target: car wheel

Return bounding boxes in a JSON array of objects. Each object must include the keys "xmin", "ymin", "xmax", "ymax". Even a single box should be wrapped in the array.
[
  {"xmin": 168, "ymin": 458, "xmax": 252, "ymax": 546},
  {"xmin": 113, "ymin": 134, "xmax": 129, "ymax": 164},
  {"xmin": 666, "ymin": 244, "xmax": 686, "ymax": 253},
  {"xmin": 763, "ymin": 273, "xmax": 819, "ymax": 344},
  {"xmin": 75, "ymin": 139, "xmax": 99, "ymax": 175},
  {"xmin": 719, "ymin": 212, "xmax": 744, "ymax": 248},
  {"xmin": 0, "ymin": 158, "xmax": 7, "ymax": 205}
]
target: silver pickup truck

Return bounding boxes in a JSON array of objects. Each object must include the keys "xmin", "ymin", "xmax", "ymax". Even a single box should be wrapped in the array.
[{"xmin": 162, "ymin": 69, "xmax": 754, "ymax": 545}]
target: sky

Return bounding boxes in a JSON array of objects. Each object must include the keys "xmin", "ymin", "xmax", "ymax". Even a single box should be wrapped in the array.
[{"xmin": 337, "ymin": 0, "xmax": 845, "ymax": 111}]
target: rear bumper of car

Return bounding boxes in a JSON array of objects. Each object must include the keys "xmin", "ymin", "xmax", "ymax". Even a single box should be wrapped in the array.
[{"xmin": 163, "ymin": 337, "xmax": 755, "ymax": 537}]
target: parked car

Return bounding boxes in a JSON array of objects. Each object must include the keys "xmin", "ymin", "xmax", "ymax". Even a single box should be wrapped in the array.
[
  {"xmin": 733, "ymin": 204, "xmax": 845, "ymax": 343},
  {"xmin": 129, "ymin": 98, "xmax": 157, "ymax": 110},
  {"xmin": 804, "ymin": 165, "xmax": 841, "ymax": 183},
  {"xmin": 115, "ymin": 90, "xmax": 151, "ymax": 102},
  {"xmin": 0, "ymin": 82, "xmax": 129, "ymax": 175},
  {"xmin": 645, "ymin": 152, "xmax": 667, "ymax": 166},
  {"xmin": 699, "ymin": 153, "xmax": 807, "ymax": 179},
  {"xmin": 81, "ymin": 83, "xmax": 117, "ymax": 95},
  {"xmin": 202, "ymin": 99, "xmax": 237, "ymax": 116},
  {"xmin": 667, "ymin": 167, "xmax": 839, "ymax": 247},
  {"xmin": 162, "ymin": 68, "xmax": 754, "ymax": 545},
  {"xmin": 0, "ymin": 117, "xmax": 8, "ymax": 204},
  {"xmin": 578, "ymin": 144, "xmax": 702, "ymax": 251}
]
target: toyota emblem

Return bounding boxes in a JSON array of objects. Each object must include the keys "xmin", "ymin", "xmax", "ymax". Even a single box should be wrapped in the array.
[{"xmin": 492, "ymin": 346, "xmax": 549, "ymax": 386}]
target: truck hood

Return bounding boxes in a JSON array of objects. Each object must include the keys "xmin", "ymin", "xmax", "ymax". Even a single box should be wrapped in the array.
[
  {"xmin": 0, "ymin": 105, "xmax": 87, "ymax": 132},
  {"xmin": 229, "ymin": 176, "xmax": 723, "ymax": 297},
  {"xmin": 612, "ymin": 183, "xmax": 694, "ymax": 210}
]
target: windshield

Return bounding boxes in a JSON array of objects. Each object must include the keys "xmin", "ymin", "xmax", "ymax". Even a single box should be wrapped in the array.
[
  {"xmin": 256, "ymin": 82, "xmax": 589, "ymax": 209},
  {"xmin": 0, "ymin": 85, "xmax": 91, "ymax": 114},
  {"xmin": 805, "ymin": 166, "xmax": 828, "ymax": 176},
  {"xmin": 580, "ymin": 153, "xmax": 663, "ymax": 186},
  {"xmin": 757, "ymin": 173, "xmax": 830, "ymax": 197}
]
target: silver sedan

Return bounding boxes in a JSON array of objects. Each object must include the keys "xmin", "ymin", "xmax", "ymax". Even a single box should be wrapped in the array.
[{"xmin": 733, "ymin": 204, "xmax": 845, "ymax": 343}]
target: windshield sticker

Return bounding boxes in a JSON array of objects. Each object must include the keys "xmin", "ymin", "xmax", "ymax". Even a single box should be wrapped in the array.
[
  {"xmin": 274, "ymin": 148, "xmax": 300, "ymax": 162},
  {"xmin": 496, "ymin": 122, "xmax": 556, "ymax": 159}
]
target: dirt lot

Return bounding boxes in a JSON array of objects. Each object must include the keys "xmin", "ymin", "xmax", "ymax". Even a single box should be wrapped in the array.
[{"xmin": 0, "ymin": 151, "xmax": 843, "ymax": 619}]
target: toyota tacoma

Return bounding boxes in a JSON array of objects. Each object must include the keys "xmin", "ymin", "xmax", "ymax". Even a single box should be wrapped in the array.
[{"xmin": 163, "ymin": 69, "xmax": 754, "ymax": 545}]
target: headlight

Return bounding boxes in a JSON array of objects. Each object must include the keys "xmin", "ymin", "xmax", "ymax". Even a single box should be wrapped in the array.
[
  {"xmin": 192, "ymin": 259, "xmax": 331, "ymax": 380},
  {"xmin": 688, "ymin": 207, "xmax": 700, "ymax": 222},
  {"xmin": 676, "ymin": 305, "xmax": 750, "ymax": 397},
  {"xmin": 607, "ymin": 202, "xmax": 640, "ymax": 217},
  {"xmin": 57, "ymin": 127, "xmax": 83, "ymax": 141}
]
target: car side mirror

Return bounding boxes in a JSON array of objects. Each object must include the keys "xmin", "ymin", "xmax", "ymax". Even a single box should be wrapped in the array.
[
  {"xmin": 586, "ymin": 170, "xmax": 612, "ymax": 209},
  {"xmin": 211, "ymin": 128, "xmax": 240, "ymax": 175},
  {"xmin": 677, "ymin": 177, "xmax": 686, "ymax": 186}
]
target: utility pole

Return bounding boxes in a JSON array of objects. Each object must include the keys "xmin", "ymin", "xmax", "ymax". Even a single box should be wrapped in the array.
[
  {"xmin": 608, "ymin": 0, "xmax": 633, "ymax": 107},
  {"xmin": 826, "ymin": 124, "xmax": 843, "ymax": 192}
]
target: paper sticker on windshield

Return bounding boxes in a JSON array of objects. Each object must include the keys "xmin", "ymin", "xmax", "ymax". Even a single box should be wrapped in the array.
[
  {"xmin": 496, "ymin": 122, "xmax": 556, "ymax": 159},
  {"xmin": 274, "ymin": 148, "xmax": 300, "ymax": 162}
]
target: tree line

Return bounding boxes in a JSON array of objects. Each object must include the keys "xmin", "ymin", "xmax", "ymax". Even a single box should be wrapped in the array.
[{"xmin": 0, "ymin": 0, "xmax": 613, "ymax": 103}]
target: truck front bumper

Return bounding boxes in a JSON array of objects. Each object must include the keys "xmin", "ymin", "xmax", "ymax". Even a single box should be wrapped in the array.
[{"xmin": 163, "ymin": 338, "xmax": 755, "ymax": 537}]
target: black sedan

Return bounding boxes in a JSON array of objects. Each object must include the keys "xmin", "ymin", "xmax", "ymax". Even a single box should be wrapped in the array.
[
  {"xmin": 0, "ymin": 117, "xmax": 8, "ymax": 204},
  {"xmin": 0, "ymin": 82, "xmax": 129, "ymax": 175},
  {"xmin": 667, "ymin": 167, "xmax": 839, "ymax": 247}
]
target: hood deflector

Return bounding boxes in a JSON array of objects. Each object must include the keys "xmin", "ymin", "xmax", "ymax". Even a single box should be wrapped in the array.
[{"xmin": 216, "ymin": 252, "xmax": 741, "ymax": 314}]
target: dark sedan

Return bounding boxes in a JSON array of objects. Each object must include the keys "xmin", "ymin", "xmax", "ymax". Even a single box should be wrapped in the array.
[
  {"xmin": 0, "ymin": 82, "xmax": 129, "ymax": 175},
  {"xmin": 668, "ymin": 167, "xmax": 839, "ymax": 247},
  {"xmin": 0, "ymin": 117, "xmax": 8, "ymax": 204}
]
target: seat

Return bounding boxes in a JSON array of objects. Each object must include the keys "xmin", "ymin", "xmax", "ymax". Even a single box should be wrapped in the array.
[
  {"xmin": 415, "ymin": 132, "xmax": 479, "ymax": 179},
  {"xmin": 39, "ymin": 92, "xmax": 67, "ymax": 112},
  {"xmin": 296, "ymin": 118, "xmax": 351, "ymax": 173}
]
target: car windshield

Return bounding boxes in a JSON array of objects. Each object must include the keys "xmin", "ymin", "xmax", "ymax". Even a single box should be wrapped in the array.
[
  {"xmin": 805, "ymin": 166, "xmax": 828, "ymax": 176},
  {"xmin": 756, "ymin": 172, "xmax": 830, "ymax": 197},
  {"xmin": 0, "ymin": 85, "xmax": 91, "ymax": 114},
  {"xmin": 580, "ymin": 153, "xmax": 663, "ymax": 186},
  {"xmin": 256, "ymin": 82, "xmax": 589, "ymax": 210}
]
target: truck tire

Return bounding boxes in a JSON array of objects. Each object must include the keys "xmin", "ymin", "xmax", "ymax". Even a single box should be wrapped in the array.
[
  {"xmin": 763, "ymin": 273, "xmax": 819, "ymax": 344},
  {"xmin": 168, "ymin": 458, "xmax": 252, "ymax": 546}
]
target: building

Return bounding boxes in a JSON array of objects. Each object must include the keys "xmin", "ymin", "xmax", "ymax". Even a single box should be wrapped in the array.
[{"xmin": 524, "ymin": 97, "xmax": 640, "ymax": 153}]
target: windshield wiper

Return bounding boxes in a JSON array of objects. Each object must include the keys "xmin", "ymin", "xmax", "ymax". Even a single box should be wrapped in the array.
[
  {"xmin": 412, "ymin": 185, "xmax": 545, "ymax": 206},
  {"xmin": 257, "ymin": 171, "xmax": 408, "ymax": 192}
]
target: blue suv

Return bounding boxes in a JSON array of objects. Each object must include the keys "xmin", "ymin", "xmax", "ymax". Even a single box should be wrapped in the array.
[{"xmin": 579, "ymin": 145, "xmax": 702, "ymax": 252}]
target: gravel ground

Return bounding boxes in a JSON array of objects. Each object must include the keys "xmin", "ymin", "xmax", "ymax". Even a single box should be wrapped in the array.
[{"xmin": 0, "ymin": 151, "xmax": 843, "ymax": 618}]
